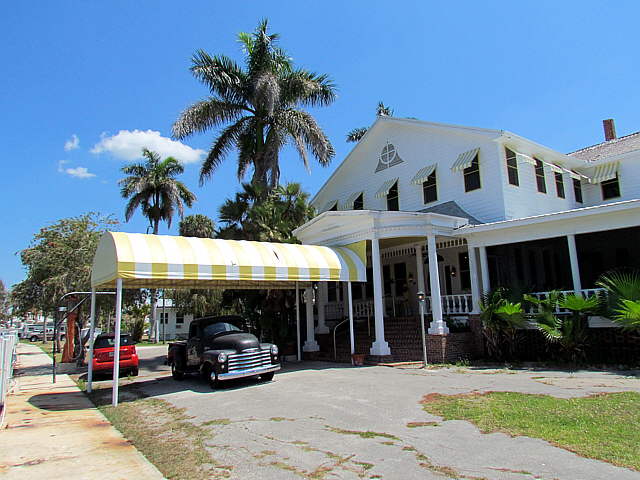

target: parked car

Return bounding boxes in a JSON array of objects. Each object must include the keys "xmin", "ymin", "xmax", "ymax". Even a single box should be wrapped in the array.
[
  {"xmin": 167, "ymin": 316, "xmax": 279, "ymax": 389},
  {"xmin": 23, "ymin": 325, "xmax": 62, "ymax": 342},
  {"xmin": 90, "ymin": 333, "xmax": 139, "ymax": 377}
]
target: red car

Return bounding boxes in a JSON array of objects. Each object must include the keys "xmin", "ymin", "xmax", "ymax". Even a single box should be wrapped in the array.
[{"xmin": 91, "ymin": 333, "xmax": 139, "ymax": 377}]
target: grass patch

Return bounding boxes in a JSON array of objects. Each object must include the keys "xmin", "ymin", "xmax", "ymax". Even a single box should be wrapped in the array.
[
  {"xmin": 326, "ymin": 426, "xmax": 399, "ymax": 440},
  {"xmin": 202, "ymin": 418, "xmax": 231, "ymax": 426},
  {"xmin": 88, "ymin": 387, "xmax": 231, "ymax": 479},
  {"xmin": 422, "ymin": 391, "xmax": 640, "ymax": 471},
  {"xmin": 406, "ymin": 421, "xmax": 439, "ymax": 428}
]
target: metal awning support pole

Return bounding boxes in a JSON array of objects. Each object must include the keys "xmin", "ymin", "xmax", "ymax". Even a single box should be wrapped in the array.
[
  {"xmin": 87, "ymin": 289, "xmax": 97, "ymax": 393},
  {"xmin": 111, "ymin": 278, "xmax": 123, "ymax": 407},
  {"xmin": 295, "ymin": 282, "xmax": 301, "ymax": 362},
  {"xmin": 347, "ymin": 282, "xmax": 355, "ymax": 363}
]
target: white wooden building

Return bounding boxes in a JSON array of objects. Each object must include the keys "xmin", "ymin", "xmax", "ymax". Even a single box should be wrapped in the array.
[{"xmin": 294, "ymin": 117, "xmax": 639, "ymax": 358}]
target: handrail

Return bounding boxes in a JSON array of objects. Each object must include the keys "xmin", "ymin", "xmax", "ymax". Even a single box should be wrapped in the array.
[{"xmin": 333, "ymin": 318, "xmax": 349, "ymax": 360}]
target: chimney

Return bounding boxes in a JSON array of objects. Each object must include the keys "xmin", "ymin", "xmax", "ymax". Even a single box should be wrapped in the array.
[{"xmin": 603, "ymin": 119, "xmax": 617, "ymax": 141}]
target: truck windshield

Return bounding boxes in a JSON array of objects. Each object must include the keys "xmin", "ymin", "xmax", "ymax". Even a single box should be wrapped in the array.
[{"xmin": 202, "ymin": 322, "xmax": 241, "ymax": 338}]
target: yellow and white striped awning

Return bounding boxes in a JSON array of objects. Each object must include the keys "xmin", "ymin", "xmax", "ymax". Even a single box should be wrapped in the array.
[
  {"xmin": 375, "ymin": 178, "xmax": 398, "ymax": 198},
  {"xmin": 91, "ymin": 232, "xmax": 367, "ymax": 289},
  {"xmin": 451, "ymin": 148, "xmax": 479, "ymax": 171},
  {"xmin": 342, "ymin": 191, "xmax": 363, "ymax": 210},
  {"xmin": 588, "ymin": 161, "xmax": 619, "ymax": 184},
  {"xmin": 410, "ymin": 164, "xmax": 436, "ymax": 185}
]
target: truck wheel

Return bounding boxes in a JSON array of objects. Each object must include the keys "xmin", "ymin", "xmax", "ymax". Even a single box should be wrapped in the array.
[
  {"xmin": 260, "ymin": 372, "xmax": 275, "ymax": 382},
  {"xmin": 30, "ymin": 335, "xmax": 38, "ymax": 342},
  {"xmin": 130, "ymin": 367, "xmax": 139, "ymax": 377},
  {"xmin": 171, "ymin": 362, "xmax": 184, "ymax": 380},
  {"xmin": 203, "ymin": 364, "xmax": 218, "ymax": 390}
]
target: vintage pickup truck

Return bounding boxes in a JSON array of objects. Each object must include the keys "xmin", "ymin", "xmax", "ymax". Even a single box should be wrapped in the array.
[{"xmin": 167, "ymin": 315, "xmax": 280, "ymax": 388}]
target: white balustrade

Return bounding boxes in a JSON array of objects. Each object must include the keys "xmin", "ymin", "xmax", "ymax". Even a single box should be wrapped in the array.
[
  {"xmin": 425, "ymin": 294, "xmax": 473, "ymax": 315},
  {"xmin": 523, "ymin": 288, "xmax": 606, "ymax": 314}
]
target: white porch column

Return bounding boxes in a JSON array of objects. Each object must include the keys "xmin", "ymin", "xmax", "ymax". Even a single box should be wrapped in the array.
[
  {"xmin": 347, "ymin": 282, "xmax": 355, "ymax": 357},
  {"xmin": 415, "ymin": 243, "xmax": 426, "ymax": 294},
  {"xmin": 111, "ymin": 278, "xmax": 123, "ymax": 407},
  {"xmin": 303, "ymin": 287, "xmax": 319, "ymax": 352},
  {"xmin": 566, "ymin": 234, "xmax": 583, "ymax": 293},
  {"xmin": 86, "ymin": 289, "xmax": 96, "ymax": 393},
  {"xmin": 467, "ymin": 246, "xmax": 481, "ymax": 314},
  {"xmin": 316, "ymin": 283, "xmax": 329, "ymax": 334},
  {"xmin": 370, "ymin": 237, "xmax": 391, "ymax": 356},
  {"xmin": 479, "ymin": 246, "xmax": 490, "ymax": 294},
  {"xmin": 295, "ymin": 282, "xmax": 301, "ymax": 361},
  {"xmin": 427, "ymin": 234, "xmax": 449, "ymax": 335}
]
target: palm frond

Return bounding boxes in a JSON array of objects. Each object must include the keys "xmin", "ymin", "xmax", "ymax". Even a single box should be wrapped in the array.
[
  {"xmin": 200, "ymin": 117, "xmax": 251, "ymax": 185},
  {"xmin": 346, "ymin": 127, "xmax": 367, "ymax": 143},
  {"xmin": 172, "ymin": 98, "xmax": 249, "ymax": 140}
]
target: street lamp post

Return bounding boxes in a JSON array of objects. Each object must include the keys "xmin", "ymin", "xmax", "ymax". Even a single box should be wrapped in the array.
[{"xmin": 417, "ymin": 291, "xmax": 428, "ymax": 368}]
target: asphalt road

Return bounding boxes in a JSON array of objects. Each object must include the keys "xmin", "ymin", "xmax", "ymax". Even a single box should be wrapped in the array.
[{"xmin": 119, "ymin": 353, "xmax": 640, "ymax": 480}]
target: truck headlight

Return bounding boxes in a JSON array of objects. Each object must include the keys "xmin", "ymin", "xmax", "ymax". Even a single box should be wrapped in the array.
[
  {"xmin": 217, "ymin": 353, "xmax": 227, "ymax": 363},
  {"xmin": 270, "ymin": 345, "xmax": 278, "ymax": 356}
]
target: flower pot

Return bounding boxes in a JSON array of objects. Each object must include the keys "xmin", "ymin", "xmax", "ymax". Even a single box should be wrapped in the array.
[{"xmin": 352, "ymin": 353, "xmax": 366, "ymax": 366}]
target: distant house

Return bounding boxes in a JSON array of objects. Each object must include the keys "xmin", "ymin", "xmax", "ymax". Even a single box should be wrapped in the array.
[
  {"xmin": 154, "ymin": 299, "xmax": 195, "ymax": 341},
  {"xmin": 293, "ymin": 117, "xmax": 639, "ymax": 361}
]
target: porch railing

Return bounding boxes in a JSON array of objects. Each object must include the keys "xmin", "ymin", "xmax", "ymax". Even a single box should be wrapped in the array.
[
  {"xmin": 426, "ymin": 294, "xmax": 474, "ymax": 315},
  {"xmin": 524, "ymin": 288, "xmax": 606, "ymax": 314}
]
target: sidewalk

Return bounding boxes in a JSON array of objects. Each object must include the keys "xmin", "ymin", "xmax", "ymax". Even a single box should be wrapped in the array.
[{"xmin": 0, "ymin": 342, "xmax": 164, "ymax": 480}]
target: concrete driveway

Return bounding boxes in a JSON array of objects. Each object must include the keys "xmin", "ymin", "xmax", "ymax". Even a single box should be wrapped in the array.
[{"xmin": 121, "ymin": 355, "xmax": 640, "ymax": 480}]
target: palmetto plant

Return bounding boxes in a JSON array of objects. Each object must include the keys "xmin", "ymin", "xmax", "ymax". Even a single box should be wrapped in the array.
[
  {"xmin": 479, "ymin": 287, "xmax": 527, "ymax": 360},
  {"xmin": 525, "ymin": 292, "xmax": 599, "ymax": 363},
  {"xmin": 173, "ymin": 19, "xmax": 336, "ymax": 190},
  {"xmin": 119, "ymin": 148, "xmax": 196, "ymax": 234},
  {"xmin": 596, "ymin": 269, "xmax": 640, "ymax": 331}
]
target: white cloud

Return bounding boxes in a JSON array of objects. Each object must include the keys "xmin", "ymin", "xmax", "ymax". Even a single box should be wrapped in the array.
[
  {"xmin": 65, "ymin": 166, "xmax": 96, "ymax": 179},
  {"xmin": 91, "ymin": 129, "xmax": 205, "ymax": 164},
  {"xmin": 64, "ymin": 134, "xmax": 80, "ymax": 151},
  {"xmin": 57, "ymin": 160, "xmax": 69, "ymax": 172}
]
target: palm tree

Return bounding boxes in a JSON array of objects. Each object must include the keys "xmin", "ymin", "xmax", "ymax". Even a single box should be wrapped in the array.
[
  {"xmin": 179, "ymin": 214, "xmax": 215, "ymax": 238},
  {"xmin": 217, "ymin": 182, "xmax": 314, "ymax": 243},
  {"xmin": 346, "ymin": 101, "xmax": 394, "ymax": 143},
  {"xmin": 119, "ymin": 148, "xmax": 196, "ymax": 342},
  {"xmin": 119, "ymin": 148, "xmax": 196, "ymax": 234},
  {"xmin": 173, "ymin": 19, "xmax": 336, "ymax": 190}
]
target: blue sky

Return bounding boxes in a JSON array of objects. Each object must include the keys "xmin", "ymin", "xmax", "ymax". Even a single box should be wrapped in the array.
[{"xmin": 2, "ymin": 1, "xmax": 639, "ymax": 287}]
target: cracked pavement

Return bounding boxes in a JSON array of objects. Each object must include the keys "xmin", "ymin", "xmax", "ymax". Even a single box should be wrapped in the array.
[{"xmin": 128, "ymin": 348, "xmax": 640, "ymax": 479}]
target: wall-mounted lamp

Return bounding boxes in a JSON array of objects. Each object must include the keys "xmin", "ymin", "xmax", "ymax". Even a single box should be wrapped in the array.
[{"xmin": 450, "ymin": 267, "xmax": 457, "ymax": 277}]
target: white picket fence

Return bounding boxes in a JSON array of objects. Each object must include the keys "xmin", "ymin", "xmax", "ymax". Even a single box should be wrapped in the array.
[{"xmin": 0, "ymin": 330, "xmax": 19, "ymax": 425}]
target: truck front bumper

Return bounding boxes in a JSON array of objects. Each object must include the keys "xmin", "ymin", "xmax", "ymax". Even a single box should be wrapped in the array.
[{"xmin": 216, "ymin": 364, "xmax": 280, "ymax": 381}]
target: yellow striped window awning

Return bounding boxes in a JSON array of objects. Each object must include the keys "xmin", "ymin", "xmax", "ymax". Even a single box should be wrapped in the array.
[
  {"xmin": 375, "ymin": 178, "xmax": 399, "ymax": 199},
  {"xmin": 588, "ymin": 161, "xmax": 619, "ymax": 183},
  {"xmin": 451, "ymin": 148, "xmax": 480, "ymax": 171},
  {"xmin": 91, "ymin": 232, "xmax": 367, "ymax": 289},
  {"xmin": 342, "ymin": 191, "xmax": 363, "ymax": 210},
  {"xmin": 410, "ymin": 164, "xmax": 436, "ymax": 185}
]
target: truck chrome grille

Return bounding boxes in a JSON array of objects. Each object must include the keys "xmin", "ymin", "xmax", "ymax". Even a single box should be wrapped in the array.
[{"xmin": 227, "ymin": 349, "xmax": 272, "ymax": 372}]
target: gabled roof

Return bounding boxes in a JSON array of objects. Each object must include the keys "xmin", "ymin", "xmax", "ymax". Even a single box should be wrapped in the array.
[
  {"xmin": 419, "ymin": 201, "xmax": 482, "ymax": 225},
  {"xmin": 568, "ymin": 131, "xmax": 640, "ymax": 162}
]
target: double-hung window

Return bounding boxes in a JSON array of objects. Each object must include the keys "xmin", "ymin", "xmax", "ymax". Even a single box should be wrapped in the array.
[
  {"xmin": 555, "ymin": 172, "xmax": 565, "ymax": 198},
  {"xmin": 601, "ymin": 175, "xmax": 621, "ymax": 200},
  {"xmin": 463, "ymin": 155, "xmax": 481, "ymax": 192},
  {"xmin": 535, "ymin": 159, "xmax": 546, "ymax": 193},
  {"xmin": 422, "ymin": 171, "xmax": 437, "ymax": 204},
  {"xmin": 573, "ymin": 178, "xmax": 583, "ymax": 203},
  {"xmin": 505, "ymin": 148, "xmax": 519, "ymax": 186},
  {"xmin": 387, "ymin": 181, "xmax": 399, "ymax": 211}
]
